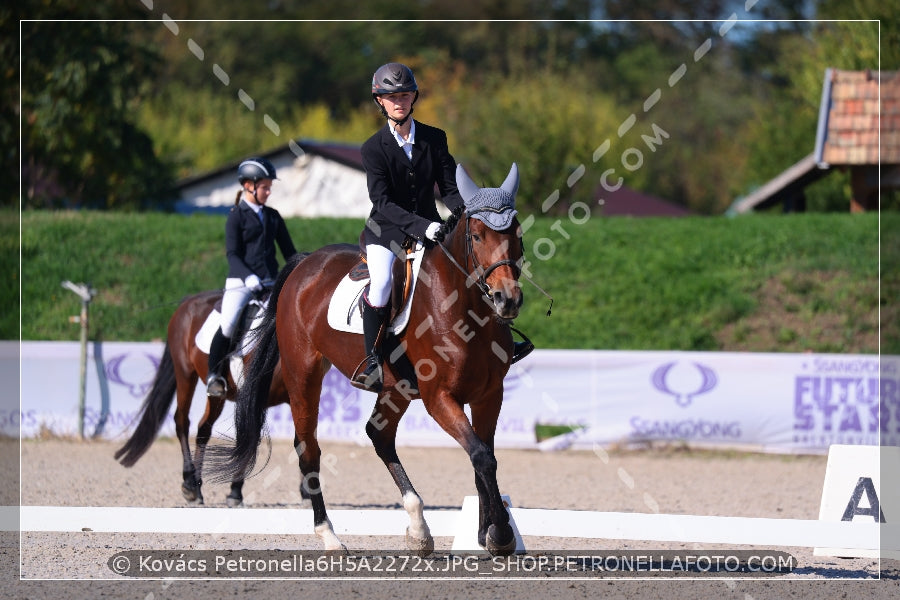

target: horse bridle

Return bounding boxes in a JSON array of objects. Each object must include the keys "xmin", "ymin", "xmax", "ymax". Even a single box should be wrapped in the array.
[
  {"xmin": 437, "ymin": 208, "xmax": 555, "ymax": 316},
  {"xmin": 438, "ymin": 207, "xmax": 521, "ymax": 299}
]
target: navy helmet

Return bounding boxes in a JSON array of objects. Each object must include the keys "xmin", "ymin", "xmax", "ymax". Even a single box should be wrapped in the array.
[{"xmin": 238, "ymin": 157, "xmax": 277, "ymax": 184}]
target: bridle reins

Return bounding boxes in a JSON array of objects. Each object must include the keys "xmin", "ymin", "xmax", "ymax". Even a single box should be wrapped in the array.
[
  {"xmin": 437, "ymin": 208, "xmax": 554, "ymax": 316},
  {"xmin": 437, "ymin": 208, "xmax": 519, "ymax": 299}
]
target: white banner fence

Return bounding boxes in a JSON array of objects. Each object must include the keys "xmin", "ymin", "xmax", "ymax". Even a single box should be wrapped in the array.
[{"xmin": 7, "ymin": 341, "xmax": 899, "ymax": 453}]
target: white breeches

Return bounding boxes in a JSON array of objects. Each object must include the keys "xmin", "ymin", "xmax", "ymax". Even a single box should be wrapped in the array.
[
  {"xmin": 220, "ymin": 278, "xmax": 253, "ymax": 337},
  {"xmin": 365, "ymin": 244, "xmax": 396, "ymax": 308}
]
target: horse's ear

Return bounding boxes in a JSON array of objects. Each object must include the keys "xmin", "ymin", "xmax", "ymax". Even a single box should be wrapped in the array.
[
  {"xmin": 500, "ymin": 163, "xmax": 519, "ymax": 199},
  {"xmin": 456, "ymin": 164, "xmax": 480, "ymax": 204}
]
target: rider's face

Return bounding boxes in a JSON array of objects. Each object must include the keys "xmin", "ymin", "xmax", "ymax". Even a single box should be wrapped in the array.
[
  {"xmin": 245, "ymin": 179, "xmax": 273, "ymax": 205},
  {"xmin": 378, "ymin": 92, "xmax": 415, "ymax": 121}
]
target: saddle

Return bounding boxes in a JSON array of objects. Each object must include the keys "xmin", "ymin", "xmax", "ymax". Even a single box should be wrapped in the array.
[
  {"xmin": 349, "ymin": 233, "xmax": 416, "ymax": 322},
  {"xmin": 326, "ymin": 238, "xmax": 425, "ymax": 336},
  {"xmin": 195, "ymin": 292, "xmax": 269, "ymax": 358}
]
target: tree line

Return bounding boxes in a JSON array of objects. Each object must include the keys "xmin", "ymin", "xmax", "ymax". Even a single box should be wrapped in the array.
[{"xmin": 9, "ymin": 0, "xmax": 898, "ymax": 214}]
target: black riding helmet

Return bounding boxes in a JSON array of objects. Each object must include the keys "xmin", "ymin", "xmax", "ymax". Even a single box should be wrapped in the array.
[
  {"xmin": 371, "ymin": 62, "xmax": 419, "ymax": 125},
  {"xmin": 238, "ymin": 157, "xmax": 277, "ymax": 184}
]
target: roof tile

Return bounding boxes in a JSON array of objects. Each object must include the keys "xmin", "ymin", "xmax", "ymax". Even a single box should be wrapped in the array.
[{"xmin": 823, "ymin": 69, "xmax": 900, "ymax": 165}]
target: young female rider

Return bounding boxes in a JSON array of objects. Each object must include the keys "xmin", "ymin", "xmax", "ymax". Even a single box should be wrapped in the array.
[
  {"xmin": 352, "ymin": 62, "xmax": 532, "ymax": 392},
  {"xmin": 206, "ymin": 157, "xmax": 298, "ymax": 399}
]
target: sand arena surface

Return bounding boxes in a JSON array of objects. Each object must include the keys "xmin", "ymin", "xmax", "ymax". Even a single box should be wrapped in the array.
[{"xmin": 5, "ymin": 438, "xmax": 899, "ymax": 598}]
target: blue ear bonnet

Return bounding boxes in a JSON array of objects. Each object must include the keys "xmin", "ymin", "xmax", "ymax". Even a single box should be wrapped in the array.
[{"xmin": 456, "ymin": 163, "xmax": 519, "ymax": 231}]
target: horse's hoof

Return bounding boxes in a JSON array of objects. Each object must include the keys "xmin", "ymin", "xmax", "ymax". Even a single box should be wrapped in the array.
[
  {"xmin": 181, "ymin": 483, "xmax": 203, "ymax": 504},
  {"xmin": 485, "ymin": 524, "xmax": 516, "ymax": 556},
  {"xmin": 225, "ymin": 496, "xmax": 243, "ymax": 508},
  {"xmin": 405, "ymin": 527, "xmax": 435, "ymax": 557},
  {"xmin": 324, "ymin": 544, "xmax": 349, "ymax": 555}
]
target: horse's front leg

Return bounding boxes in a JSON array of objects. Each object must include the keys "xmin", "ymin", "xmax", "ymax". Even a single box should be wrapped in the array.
[
  {"xmin": 427, "ymin": 393, "xmax": 515, "ymax": 556},
  {"xmin": 365, "ymin": 391, "xmax": 433, "ymax": 556},
  {"xmin": 468, "ymin": 398, "xmax": 516, "ymax": 554}
]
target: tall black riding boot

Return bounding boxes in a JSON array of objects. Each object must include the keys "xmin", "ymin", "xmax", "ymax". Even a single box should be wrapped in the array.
[
  {"xmin": 350, "ymin": 301, "xmax": 390, "ymax": 392},
  {"xmin": 206, "ymin": 328, "xmax": 231, "ymax": 399}
]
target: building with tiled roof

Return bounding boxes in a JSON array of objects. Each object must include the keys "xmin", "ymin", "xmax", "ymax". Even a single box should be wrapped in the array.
[{"xmin": 728, "ymin": 68, "xmax": 900, "ymax": 214}]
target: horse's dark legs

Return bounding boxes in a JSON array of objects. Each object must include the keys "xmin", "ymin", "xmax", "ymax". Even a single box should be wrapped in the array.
[
  {"xmin": 286, "ymin": 359, "xmax": 345, "ymax": 552},
  {"xmin": 426, "ymin": 394, "xmax": 514, "ymax": 555},
  {"xmin": 291, "ymin": 434, "xmax": 313, "ymax": 508},
  {"xmin": 469, "ymin": 400, "xmax": 516, "ymax": 555},
  {"xmin": 190, "ymin": 396, "xmax": 241, "ymax": 506},
  {"xmin": 292, "ymin": 432, "xmax": 344, "ymax": 551},
  {"xmin": 365, "ymin": 392, "xmax": 433, "ymax": 555},
  {"xmin": 174, "ymin": 385, "xmax": 202, "ymax": 504}
]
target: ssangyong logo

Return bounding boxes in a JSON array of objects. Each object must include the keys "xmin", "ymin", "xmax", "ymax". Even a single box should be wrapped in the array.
[
  {"xmin": 650, "ymin": 361, "xmax": 718, "ymax": 407},
  {"xmin": 105, "ymin": 352, "xmax": 160, "ymax": 398}
]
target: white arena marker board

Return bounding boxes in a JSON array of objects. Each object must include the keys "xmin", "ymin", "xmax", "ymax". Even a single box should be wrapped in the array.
[
  {"xmin": 3, "ymin": 506, "xmax": 462, "ymax": 538},
  {"xmin": 450, "ymin": 495, "xmax": 526, "ymax": 554},
  {"xmin": 815, "ymin": 444, "xmax": 900, "ymax": 559},
  {"xmin": 6, "ymin": 505, "xmax": 897, "ymax": 554}
]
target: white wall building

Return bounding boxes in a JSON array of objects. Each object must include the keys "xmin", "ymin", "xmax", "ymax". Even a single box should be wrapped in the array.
[{"xmin": 175, "ymin": 140, "xmax": 371, "ymax": 218}]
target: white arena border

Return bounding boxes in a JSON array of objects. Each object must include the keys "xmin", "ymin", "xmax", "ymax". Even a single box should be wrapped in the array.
[{"xmin": 3, "ymin": 503, "xmax": 896, "ymax": 554}]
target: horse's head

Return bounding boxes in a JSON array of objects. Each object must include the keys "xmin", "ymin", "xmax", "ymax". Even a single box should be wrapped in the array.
[{"xmin": 455, "ymin": 163, "xmax": 524, "ymax": 321}]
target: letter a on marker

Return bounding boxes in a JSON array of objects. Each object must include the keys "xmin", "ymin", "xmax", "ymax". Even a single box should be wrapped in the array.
[{"xmin": 841, "ymin": 477, "xmax": 886, "ymax": 522}]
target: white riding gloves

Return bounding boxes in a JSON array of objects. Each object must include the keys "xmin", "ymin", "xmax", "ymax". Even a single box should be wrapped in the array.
[
  {"xmin": 425, "ymin": 222, "xmax": 442, "ymax": 242},
  {"xmin": 244, "ymin": 274, "xmax": 263, "ymax": 292}
]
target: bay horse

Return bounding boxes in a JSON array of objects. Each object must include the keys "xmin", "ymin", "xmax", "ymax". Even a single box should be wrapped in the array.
[
  {"xmin": 210, "ymin": 164, "xmax": 525, "ymax": 556},
  {"xmin": 115, "ymin": 252, "xmax": 307, "ymax": 507}
]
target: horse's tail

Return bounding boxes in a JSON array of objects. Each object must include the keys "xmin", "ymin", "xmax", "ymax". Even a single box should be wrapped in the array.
[
  {"xmin": 209, "ymin": 251, "xmax": 308, "ymax": 483},
  {"xmin": 114, "ymin": 343, "xmax": 177, "ymax": 467}
]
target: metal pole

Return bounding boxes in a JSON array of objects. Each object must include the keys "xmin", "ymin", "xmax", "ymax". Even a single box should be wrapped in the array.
[
  {"xmin": 61, "ymin": 281, "xmax": 96, "ymax": 439},
  {"xmin": 77, "ymin": 298, "xmax": 88, "ymax": 438}
]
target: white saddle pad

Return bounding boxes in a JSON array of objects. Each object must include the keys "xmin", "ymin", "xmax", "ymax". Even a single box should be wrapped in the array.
[
  {"xmin": 194, "ymin": 299, "xmax": 268, "ymax": 358},
  {"xmin": 326, "ymin": 244, "xmax": 426, "ymax": 335}
]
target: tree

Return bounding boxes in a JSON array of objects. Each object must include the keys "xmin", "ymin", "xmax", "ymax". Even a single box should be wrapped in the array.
[{"xmin": 18, "ymin": 3, "xmax": 175, "ymax": 210}]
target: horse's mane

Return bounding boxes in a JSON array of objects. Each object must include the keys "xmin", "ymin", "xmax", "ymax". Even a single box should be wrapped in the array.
[{"xmin": 439, "ymin": 205, "xmax": 466, "ymax": 239}]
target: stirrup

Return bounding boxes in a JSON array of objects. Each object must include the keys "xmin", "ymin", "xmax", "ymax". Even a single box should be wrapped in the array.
[
  {"xmin": 510, "ymin": 326, "xmax": 535, "ymax": 364},
  {"xmin": 511, "ymin": 340, "xmax": 534, "ymax": 364},
  {"xmin": 350, "ymin": 356, "xmax": 383, "ymax": 393},
  {"xmin": 206, "ymin": 375, "xmax": 227, "ymax": 399}
]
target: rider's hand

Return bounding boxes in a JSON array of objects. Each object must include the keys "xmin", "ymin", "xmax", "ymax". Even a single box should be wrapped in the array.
[
  {"xmin": 244, "ymin": 274, "xmax": 263, "ymax": 292},
  {"xmin": 425, "ymin": 222, "xmax": 444, "ymax": 242}
]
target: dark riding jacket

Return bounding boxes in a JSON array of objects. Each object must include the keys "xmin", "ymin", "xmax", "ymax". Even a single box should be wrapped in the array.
[
  {"xmin": 361, "ymin": 121, "xmax": 464, "ymax": 250},
  {"xmin": 225, "ymin": 200, "xmax": 297, "ymax": 282}
]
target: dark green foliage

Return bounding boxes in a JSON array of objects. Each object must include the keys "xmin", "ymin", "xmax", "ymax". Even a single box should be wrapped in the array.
[
  {"xmin": 10, "ymin": 3, "xmax": 897, "ymax": 215},
  {"xmin": 17, "ymin": 3, "xmax": 177, "ymax": 210}
]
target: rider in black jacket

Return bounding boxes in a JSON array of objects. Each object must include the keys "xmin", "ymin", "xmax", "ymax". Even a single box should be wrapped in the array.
[
  {"xmin": 352, "ymin": 62, "xmax": 532, "ymax": 393},
  {"xmin": 206, "ymin": 157, "xmax": 297, "ymax": 399}
]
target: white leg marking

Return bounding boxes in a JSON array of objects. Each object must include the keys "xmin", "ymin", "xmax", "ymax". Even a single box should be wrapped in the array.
[
  {"xmin": 403, "ymin": 491, "xmax": 434, "ymax": 555},
  {"xmin": 315, "ymin": 518, "xmax": 346, "ymax": 553}
]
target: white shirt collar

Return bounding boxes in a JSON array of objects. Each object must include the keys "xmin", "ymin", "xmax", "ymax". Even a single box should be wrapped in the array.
[
  {"xmin": 389, "ymin": 120, "xmax": 416, "ymax": 148},
  {"xmin": 241, "ymin": 197, "xmax": 262, "ymax": 215}
]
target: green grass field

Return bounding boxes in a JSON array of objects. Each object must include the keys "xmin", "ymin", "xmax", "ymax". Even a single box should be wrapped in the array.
[{"xmin": 10, "ymin": 209, "xmax": 898, "ymax": 354}]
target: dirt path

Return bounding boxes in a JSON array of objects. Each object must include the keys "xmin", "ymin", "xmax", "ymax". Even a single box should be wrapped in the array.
[{"xmin": 5, "ymin": 438, "xmax": 899, "ymax": 599}]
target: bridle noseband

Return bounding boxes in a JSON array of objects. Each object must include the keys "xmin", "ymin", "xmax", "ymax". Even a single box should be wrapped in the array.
[{"xmin": 438, "ymin": 208, "xmax": 521, "ymax": 299}]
